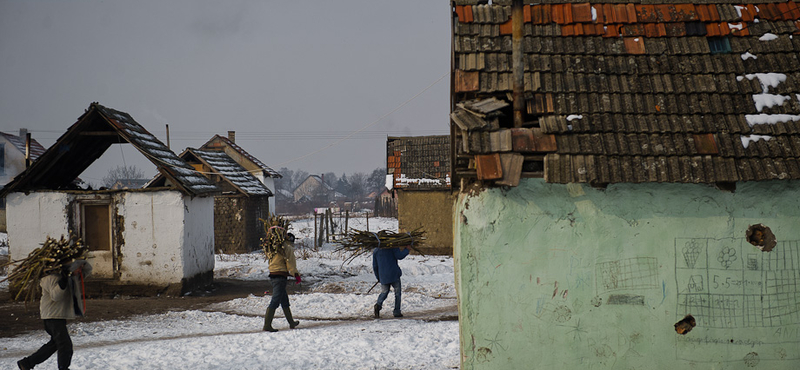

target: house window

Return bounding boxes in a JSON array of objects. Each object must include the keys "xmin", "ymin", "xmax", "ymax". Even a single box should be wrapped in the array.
[
  {"xmin": 708, "ymin": 37, "xmax": 731, "ymax": 54},
  {"xmin": 81, "ymin": 202, "xmax": 112, "ymax": 251}
]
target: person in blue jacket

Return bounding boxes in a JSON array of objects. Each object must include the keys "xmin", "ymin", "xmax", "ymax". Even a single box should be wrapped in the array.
[{"xmin": 372, "ymin": 246, "xmax": 410, "ymax": 318}]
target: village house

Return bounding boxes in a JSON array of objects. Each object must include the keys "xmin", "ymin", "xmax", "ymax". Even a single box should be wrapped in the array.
[
  {"xmin": 386, "ymin": 135, "xmax": 453, "ymax": 255},
  {"xmin": 199, "ymin": 132, "xmax": 282, "ymax": 214},
  {"xmin": 450, "ymin": 1, "xmax": 800, "ymax": 369},
  {"xmin": 0, "ymin": 129, "xmax": 46, "ymax": 232},
  {"xmin": 1, "ymin": 103, "xmax": 219, "ymax": 296},
  {"xmin": 293, "ymin": 175, "xmax": 343, "ymax": 203},
  {"xmin": 157, "ymin": 147, "xmax": 273, "ymax": 254}
]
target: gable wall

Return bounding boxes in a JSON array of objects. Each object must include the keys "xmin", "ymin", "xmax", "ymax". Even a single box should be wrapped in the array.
[
  {"xmin": 0, "ymin": 136, "xmax": 28, "ymax": 186},
  {"xmin": 455, "ymin": 179, "xmax": 800, "ymax": 369},
  {"xmin": 398, "ymin": 190, "xmax": 455, "ymax": 255}
]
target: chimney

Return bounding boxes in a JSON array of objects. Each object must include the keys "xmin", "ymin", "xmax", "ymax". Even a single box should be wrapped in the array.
[
  {"xmin": 227, "ymin": 130, "xmax": 236, "ymax": 143},
  {"xmin": 19, "ymin": 128, "xmax": 28, "ymax": 139}
]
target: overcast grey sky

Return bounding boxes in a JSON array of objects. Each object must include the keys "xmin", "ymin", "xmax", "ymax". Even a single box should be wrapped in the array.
[{"xmin": 0, "ymin": 0, "xmax": 451, "ymax": 185}]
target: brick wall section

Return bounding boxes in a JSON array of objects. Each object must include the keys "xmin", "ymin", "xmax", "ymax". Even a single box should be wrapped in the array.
[
  {"xmin": 397, "ymin": 190, "xmax": 455, "ymax": 256},
  {"xmin": 214, "ymin": 195, "xmax": 270, "ymax": 254}
]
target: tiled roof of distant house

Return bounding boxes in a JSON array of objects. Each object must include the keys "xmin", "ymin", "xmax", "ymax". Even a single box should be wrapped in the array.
[
  {"xmin": 0, "ymin": 131, "xmax": 46, "ymax": 160},
  {"xmin": 387, "ymin": 136, "xmax": 451, "ymax": 189},
  {"xmin": 201, "ymin": 135, "xmax": 281, "ymax": 178},
  {"xmin": 183, "ymin": 148, "xmax": 272, "ymax": 196},
  {"xmin": 452, "ymin": 1, "xmax": 800, "ymax": 185}
]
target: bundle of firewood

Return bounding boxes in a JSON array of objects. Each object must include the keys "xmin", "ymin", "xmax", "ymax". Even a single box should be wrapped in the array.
[
  {"xmin": 1, "ymin": 232, "xmax": 89, "ymax": 302},
  {"xmin": 259, "ymin": 215, "xmax": 290, "ymax": 259},
  {"xmin": 336, "ymin": 228, "xmax": 426, "ymax": 264}
]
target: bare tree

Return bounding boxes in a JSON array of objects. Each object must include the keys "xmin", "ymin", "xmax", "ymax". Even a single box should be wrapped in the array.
[
  {"xmin": 102, "ymin": 165, "xmax": 146, "ymax": 188},
  {"xmin": 348, "ymin": 172, "xmax": 367, "ymax": 200}
]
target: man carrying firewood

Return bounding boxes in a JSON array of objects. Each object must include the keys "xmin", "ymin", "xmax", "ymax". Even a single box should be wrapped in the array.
[
  {"xmin": 263, "ymin": 232, "xmax": 302, "ymax": 332},
  {"xmin": 372, "ymin": 245, "xmax": 409, "ymax": 318},
  {"xmin": 18, "ymin": 259, "xmax": 92, "ymax": 370}
]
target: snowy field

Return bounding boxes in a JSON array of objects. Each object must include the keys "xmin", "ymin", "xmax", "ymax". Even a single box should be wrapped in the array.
[{"xmin": 0, "ymin": 217, "xmax": 460, "ymax": 370}]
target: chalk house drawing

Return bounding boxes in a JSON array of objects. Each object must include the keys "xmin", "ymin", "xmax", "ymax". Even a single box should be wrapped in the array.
[
  {"xmin": 675, "ymin": 238, "xmax": 800, "ymax": 329},
  {"xmin": 596, "ymin": 257, "xmax": 659, "ymax": 294}
]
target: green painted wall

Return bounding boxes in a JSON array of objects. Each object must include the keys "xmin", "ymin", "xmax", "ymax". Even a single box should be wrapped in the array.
[{"xmin": 454, "ymin": 179, "xmax": 800, "ymax": 370}]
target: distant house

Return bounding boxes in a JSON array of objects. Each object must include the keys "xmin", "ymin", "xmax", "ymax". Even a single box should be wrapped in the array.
[
  {"xmin": 386, "ymin": 136, "xmax": 452, "ymax": 255},
  {"xmin": 450, "ymin": 2, "xmax": 800, "ymax": 369},
  {"xmin": 156, "ymin": 148, "xmax": 273, "ymax": 254},
  {"xmin": 1, "ymin": 103, "xmax": 219, "ymax": 296},
  {"xmin": 0, "ymin": 129, "xmax": 46, "ymax": 232},
  {"xmin": 200, "ymin": 132, "xmax": 281, "ymax": 214},
  {"xmin": 293, "ymin": 175, "xmax": 343, "ymax": 203}
]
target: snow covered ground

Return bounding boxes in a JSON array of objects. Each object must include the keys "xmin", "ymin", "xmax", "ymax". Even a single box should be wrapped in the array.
[{"xmin": 0, "ymin": 217, "xmax": 460, "ymax": 369}]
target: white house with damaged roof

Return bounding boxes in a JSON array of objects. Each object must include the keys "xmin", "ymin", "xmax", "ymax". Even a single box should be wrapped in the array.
[{"xmin": 1, "ymin": 103, "xmax": 219, "ymax": 296}]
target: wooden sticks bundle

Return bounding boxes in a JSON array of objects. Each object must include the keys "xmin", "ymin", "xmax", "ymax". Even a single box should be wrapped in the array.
[
  {"xmin": 1, "ymin": 232, "xmax": 89, "ymax": 302},
  {"xmin": 259, "ymin": 215, "xmax": 290, "ymax": 259},
  {"xmin": 336, "ymin": 228, "xmax": 426, "ymax": 264}
]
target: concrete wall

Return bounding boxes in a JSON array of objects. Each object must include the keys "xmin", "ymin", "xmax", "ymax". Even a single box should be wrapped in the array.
[
  {"xmin": 455, "ymin": 179, "xmax": 800, "ymax": 370},
  {"xmin": 6, "ymin": 192, "xmax": 71, "ymax": 261},
  {"xmin": 398, "ymin": 189, "xmax": 455, "ymax": 255}
]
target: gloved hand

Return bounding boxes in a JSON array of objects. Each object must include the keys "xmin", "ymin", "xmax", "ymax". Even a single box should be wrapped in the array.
[
  {"xmin": 294, "ymin": 274, "xmax": 302, "ymax": 285},
  {"xmin": 58, "ymin": 268, "xmax": 70, "ymax": 289}
]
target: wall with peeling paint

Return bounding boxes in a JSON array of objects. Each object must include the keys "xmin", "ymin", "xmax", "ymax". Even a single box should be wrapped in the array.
[
  {"xmin": 6, "ymin": 190, "xmax": 214, "ymax": 290},
  {"xmin": 455, "ymin": 179, "xmax": 800, "ymax": 370}
]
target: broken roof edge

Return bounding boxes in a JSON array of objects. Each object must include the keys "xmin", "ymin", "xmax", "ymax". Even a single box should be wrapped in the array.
[
  {"xmin": 0, "ymin": 103, "xmax": 219, "ymax": 198},
  {"xmin": 181, "ymin": 148, "xmax": 270, "ymax": 197}
]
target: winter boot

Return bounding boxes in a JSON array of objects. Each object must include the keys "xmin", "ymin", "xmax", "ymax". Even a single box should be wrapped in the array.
[
  {"xmin": 284, "ymin": 307, "xmax": 300, "ymax": 329},
  {"xmin": 373, "ymin": 304, "xmax": 381, "ymax": 318},
  {"xmin": 263, "ymin": 308, "xmax": 278, "ymax": 332}
]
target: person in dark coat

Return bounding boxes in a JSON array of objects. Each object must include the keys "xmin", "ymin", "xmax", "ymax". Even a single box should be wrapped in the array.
[
  {"xmin": 18, "ymin": 259, "xmax": 92, "ymax": 370},
  {"xmin": 372, "ymin": 246, "xmax": 409, "ymax": 318}
]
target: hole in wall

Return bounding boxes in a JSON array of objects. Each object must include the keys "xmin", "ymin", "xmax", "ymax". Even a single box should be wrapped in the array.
[
  {"xmin": 674, "ymin": 314, "xmax": 696, "ymax": 335},
  {"xmin": 746, "ymin": 224, "xmax": 776, "ymax": 252}
]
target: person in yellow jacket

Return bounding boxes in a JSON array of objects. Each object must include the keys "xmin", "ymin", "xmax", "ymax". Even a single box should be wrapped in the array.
[
  {"xmin": 18, "ymin": 259, "xmax": 92, "ymax": 370},
  {"xmin": 263, "ymin": 232, "xmax": 301, "ymax": 332}
]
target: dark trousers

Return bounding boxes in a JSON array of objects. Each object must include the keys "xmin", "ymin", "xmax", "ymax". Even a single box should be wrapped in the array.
[
  {"xmin": 268, "ymin": 276, "xmax": 291, "ymax": 310},
  {"xmin": 377, "ymin": 280, "xmax": 402, "ymax": 315},
  {"xmin": 22, "ymin": 319, "xmax": 72, "ymax": 369}
]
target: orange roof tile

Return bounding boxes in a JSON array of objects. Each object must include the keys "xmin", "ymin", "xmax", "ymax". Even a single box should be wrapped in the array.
[
  {"xmin": 602, "ymin": 4, "xmax": 614, "ymax": 23},
  {"xmin": 561, "ymin": 24, "xmax": 574, "ymax": 36},
  {"xmin": 707, "ymin": 4, "xmax": 720, "ymax": 21},
  {"xmin": 778, "ymin": 3, "xmax": 791, "ymax": 21},
  {"xmin": 464, "ymin": 5, "xmax": 474, "ymax": 23},
  {"xmin": 727, "ymin": 22, "xmax": 747, "ymax": 36},
  {"xmin": 623, "ymin": 24, "xmax": 646, "ymax": 37},
  {"xmin": 760, "ymin": 3, "xmax": 780, "ymax": 20},
  {"xmin": 563, "ymin": 3, "xmax": 574, "ymax": 24},
  {"xmin": 500, "ymin": 19, "xmax": 512, "ymax": 35},
  {"xmin": 541, "ymin": 5, "xmax": 552, "ymax": 24},
  {"xmin": 572, "ymin": 3, "xmax": 593, "ymax": 23},
  {"xmin": 789, "ymin": 2, "xmax": 800, "ymax": 19},
  {"xmin": 455, "ymin": 6, "xmax": 465, "ymax": 23},
  {"xmin": 741, "ymin": 5, "xmax": 756, "ymax": 22},
  {"xmin": 590, "ymin": 23, "xmax": 606, "ymax": 36},
  {"xmin": 718, "ymin": 22, "xmax": 731, "ymax": 36},
  {"xmin": 623, "ymin": 37, "xmax": 646, "ymax": 54},
  {"xmin": 674, "ymin": 4, "xmax": 698, "ymax": 22},
  {"xmin": 644, "ymin": 23, "xmax": 665, "ymax": 37},
  {"xmin": 625, "ymin": 4, "xmax": 637, "ymax": 23},
  {"xmin": 695, "ymin": 5, "xmax": 711, "ymax": 22},
  {"xmin": 593, "ymin": 4, "xmax": 605, "ymax": 24},
  {"xmin": 655, "ymin": 5, "xmax": 676, "ymax": 22},
  {"xmin": 705, "ymin": 23, "xmax": 720, "ymax": 37},
  {"xmin": 635, "ymin": 5, "xmax": 658, "ymax": 22},
  {"xmin": 604, "ymin": 24, "xmax": 620, "ymax": 38},
  {"xmin": 552, "ymin": 4, "xmax": 565, "ymax": 24}
]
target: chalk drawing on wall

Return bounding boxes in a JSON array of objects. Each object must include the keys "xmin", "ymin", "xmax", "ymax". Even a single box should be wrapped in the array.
[
  {"xmin": 675, "ymin": 238, "xmax": 800, "ymax": 329},
  {"xmin": 595, "ymin": 257, "xmax": 659, "ymax": 294}
]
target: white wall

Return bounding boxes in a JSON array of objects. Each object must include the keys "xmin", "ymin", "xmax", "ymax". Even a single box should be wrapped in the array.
[
  {"xmin": 117, "ymin": 191, "xmax": 186, "ymax": 284},
  {"xmin": 6, "ymin": 192, "xmax": 71, "ymax": 261},
  {"xmin": 7, "ymin": 190, "xmax": 215, "ymax": 287},
  {"xmin": 181, "ymin": 195, "xmax": 215, "ymax": 278},
  {"xmin": 0, "ymin": 137, "xmax": 29, "ymax": 186}
]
